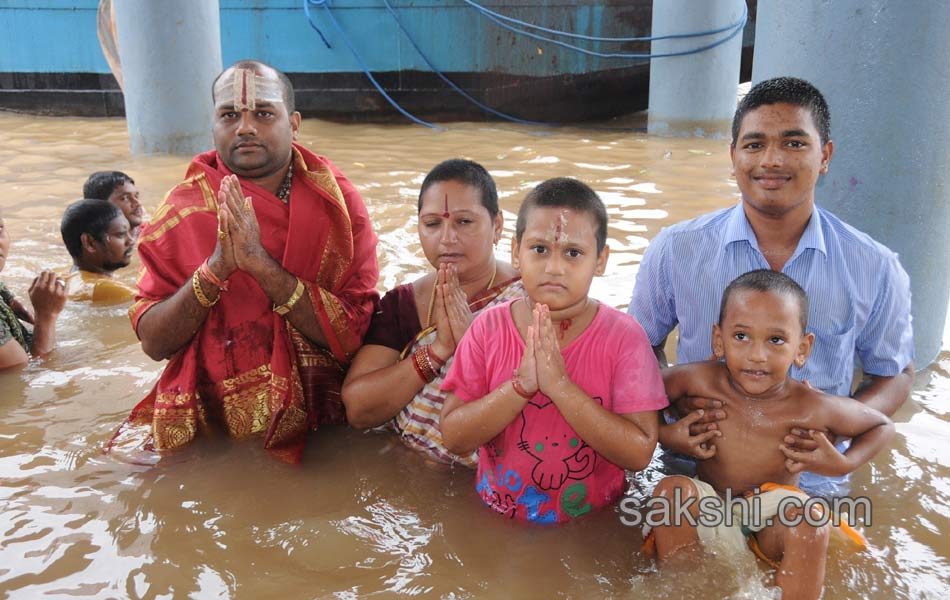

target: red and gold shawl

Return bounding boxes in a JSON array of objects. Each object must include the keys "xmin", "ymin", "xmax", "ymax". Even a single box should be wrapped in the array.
[{"xmin": 115, "ymin": 144, "xmax": 378, "ymax": 463}]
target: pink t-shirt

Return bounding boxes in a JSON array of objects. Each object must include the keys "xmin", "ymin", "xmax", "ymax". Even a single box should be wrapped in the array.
[{"xmin": 441, "ymin": 300, "xmax": 668, "ymax": 524}]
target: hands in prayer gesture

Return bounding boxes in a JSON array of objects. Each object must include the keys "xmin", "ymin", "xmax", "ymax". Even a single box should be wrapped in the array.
[
  {"xmin": 431, "ymin": 263, "xmax": 474, "ymax": 361},
  {"xmin": 513, "ymin": 302, "xmax": 570, "ymax": 399},
  {"xmin": 213, "ymin": 174, "xmax": 266, "ymax": 279}
]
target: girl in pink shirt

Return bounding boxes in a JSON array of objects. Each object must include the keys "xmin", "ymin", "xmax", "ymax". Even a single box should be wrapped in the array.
[{"xmin": 440, "ymin": 178, "xmax": 667, "ymax": 524}]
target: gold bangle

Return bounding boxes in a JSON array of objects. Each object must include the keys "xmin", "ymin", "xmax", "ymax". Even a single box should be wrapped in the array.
[
  {"xmin": 273, "ymin": 277, "xmax": 305, "ymax": 316},
  {"xmin": 192, "ymin": 269, "xmax": 218, "ymax": 308}
]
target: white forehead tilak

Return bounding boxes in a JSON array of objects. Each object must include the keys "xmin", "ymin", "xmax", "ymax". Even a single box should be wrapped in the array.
[
  {"xmin": 542, "ymin": 209, "xmax": 572, "ymax": 245},
  {"xmin": 214, "ymin": 67, "xmax": 284, "ymax": 111}
]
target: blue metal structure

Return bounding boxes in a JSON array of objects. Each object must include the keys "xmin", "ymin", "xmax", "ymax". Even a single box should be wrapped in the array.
[
  {"xmin": 0, "ymin": 0, "xmax": 756, "ymax": 121},
  {"xmin": 647, "ymin": 0, "xmax": 745, "ymax": 137},
  {"xmin": 115, "ymin": 0, "xmax": 221, "ymax": 155},
  {"xmin": 754, "ymin": 0, "xmax": 949, "ymax": 368}
]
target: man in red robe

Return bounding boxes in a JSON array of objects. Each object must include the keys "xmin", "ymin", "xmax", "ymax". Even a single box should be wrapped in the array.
[{"xmin": 116, "ymin": 60, "xmax": 379, "ymax": 462}]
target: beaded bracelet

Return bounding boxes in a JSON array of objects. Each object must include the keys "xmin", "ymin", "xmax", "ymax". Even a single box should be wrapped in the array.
[{"xmin": 192, "ymin": 269, "xmax": 219, "ymax": 308}]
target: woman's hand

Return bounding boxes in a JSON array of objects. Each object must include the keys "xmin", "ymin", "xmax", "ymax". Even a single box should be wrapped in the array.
[
  {"xmin": 10, "ymin": 296, "xmax": 34, "ymax": 324},
  {"xmin": 444, "ymin": 264, "xmax": 474, "ymax": 345},
  {"xmin": 431, "ymin": 265, "xmax": 456, "ymax": 360},
  {"xmin": 29, "ymin": 271, "xmax": 67, "ymax": 321},
  {"xmin": 27, "ymin": 271, "xmax": 67, "ymax": 357}
]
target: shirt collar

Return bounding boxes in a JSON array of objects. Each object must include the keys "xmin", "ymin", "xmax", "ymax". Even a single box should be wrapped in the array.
[
  {"xmin": 721, "ymin": 203, "xmax": 759, "ymax": 251},
  {"xmin": 796, "ymin": 206, "xmax": 827, "ymax": 258},
  {"xmin": 722, "ymin": 203, "xmax": 827, "ymax": 258}
]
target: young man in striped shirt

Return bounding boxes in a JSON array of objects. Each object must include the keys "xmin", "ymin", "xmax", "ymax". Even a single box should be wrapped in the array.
[{"xmin": 628, "ymin": 77, "xmax": 914, "ymax": 495}]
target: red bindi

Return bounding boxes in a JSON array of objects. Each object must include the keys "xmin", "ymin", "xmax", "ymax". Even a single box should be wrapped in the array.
[{"xmin": 441, "ymin": 193, "xmax": 450, "ymax": 219}]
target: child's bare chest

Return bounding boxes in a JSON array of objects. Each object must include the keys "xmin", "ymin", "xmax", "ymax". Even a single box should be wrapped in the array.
[{"xmin": 701, "ymin": 396, "xmax": 815, "ymax": 493}]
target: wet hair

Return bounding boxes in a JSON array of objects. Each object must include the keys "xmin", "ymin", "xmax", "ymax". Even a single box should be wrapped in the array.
[
  {"xmin": 61, "ymin": 199, "xmax": 122, "ymax": 260},
  {"xmin": 718, "ymin": 269, "xmax": 809, "ymax": 333},
  {"xmin": 731, "ymin": 77, "xmax": 831, "ymax": 146},
  {"xmin": 212, "ymin": 59, "xmax": 296, "ymax": 115},
  {"xmin": 515, "ymin": 177, "xmax": 608, "ymax": 253},
  {"xmin": 82, "ymin": 171, "xmax": 134, "ymax": 201},
  {"xmin": 417, "ymin": 159, "xmax": 499, "ymax": 219}
]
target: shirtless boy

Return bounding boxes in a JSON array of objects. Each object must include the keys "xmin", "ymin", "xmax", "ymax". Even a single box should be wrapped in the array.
[{"xmin": 649, "ymin": 269, "xmax": 894, "ymax": 600}]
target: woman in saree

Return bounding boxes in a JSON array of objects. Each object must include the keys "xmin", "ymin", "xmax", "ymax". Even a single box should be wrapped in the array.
[
  {"xmin": 342, "ymin": 159, "xmax": 522, "ymax": 467},
  {"xmin": 0, "ymin": 214, "xmax": 67, "ymax": 370}
]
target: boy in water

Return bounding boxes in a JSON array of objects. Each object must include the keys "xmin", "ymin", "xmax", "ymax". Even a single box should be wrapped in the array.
[
  {"xmin": 649, "ymin": 269, "xmax": 894, "ymax": 600},
  {"xmin": 440, "ymin": 178, "xmax": 667, "ymax": 524}
]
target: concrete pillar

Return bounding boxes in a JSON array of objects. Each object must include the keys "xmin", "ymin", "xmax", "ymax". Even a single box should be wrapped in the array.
[
  {"xmin": 648, "ymin": 0, "xmax": 745, "ymax": 138},
  {"xmin": 114, "ymin": 0, "xmax": 222, "ymax": 155},
  {"xmin": 753, "ymin": 1, "xmax": 950, "ymax": 367}
]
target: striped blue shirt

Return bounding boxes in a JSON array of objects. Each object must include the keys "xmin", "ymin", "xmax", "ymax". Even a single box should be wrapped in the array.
[
  {"xmin": 629, "ymin": 203, "xmax": 914, "ymax": 496},
  {"xmin": 629, "ymin": 203, "xmax": 914, "ymax": 395}
]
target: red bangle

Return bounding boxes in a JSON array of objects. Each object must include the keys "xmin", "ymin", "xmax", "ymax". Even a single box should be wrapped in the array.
[
  {"xmin": 511, "ymin": 373, "xmax": 535, "ymax": 400},
  {"xmin": 412, "ymin": 346, "xmax": 437, "ymax": 383},
  {"xmin": 426, "ymin": 344, "xmax": 446, "ymax": 368},
  {"xmin": 410, "ymin": 349, "xmax": 429, "ymax": 383},
  {"xmin": 198, "ymin": 259, "xmax": 229, "ymax": 291}
]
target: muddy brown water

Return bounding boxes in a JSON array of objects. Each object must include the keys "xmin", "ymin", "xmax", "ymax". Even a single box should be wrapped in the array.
[{"xmin": 0, "ymin": 112, "xmax": 947, "ymax": 599}]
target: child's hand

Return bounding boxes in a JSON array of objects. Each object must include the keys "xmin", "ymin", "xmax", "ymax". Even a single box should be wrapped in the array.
[
  {"xmin": 660, "ymin": 410, "xmax": 721, "ymax": 459},
  {"xmin": 533, "ymin": 304, "xmax": 569, "ymax": 396},
  {"xmin": 780, "ymin": 429, "xmax": 850, "ymax": 476},
  {"xmin": 10, "ymin": 296, "xmax": 35, "ymax": 324},
  {"xmin": 513, "ymin": 306, "xmax": 539, "ymax": 397}
]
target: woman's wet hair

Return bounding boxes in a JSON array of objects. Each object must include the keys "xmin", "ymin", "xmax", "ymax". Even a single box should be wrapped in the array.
[
  {"xmin": 731, "ymin": 77, "xmax": 831, "ymax": 145},
  {"xmin": 417, "ymin": 159, "xmax": 499, "ymax": 219},
  {"xmin": 61, "ymin": 199, "xmax": 122, "ymax": 260},
  {"xmin": 515, "ymin": 177, "xmax": 608, "ymax": 253},
  {"xmin": 718, "ymin": 269, "xmax": 809, "ymax": 333},
  {"xmin": 82, "ymin": 171, "xmax": 134, "ymax": 201}
]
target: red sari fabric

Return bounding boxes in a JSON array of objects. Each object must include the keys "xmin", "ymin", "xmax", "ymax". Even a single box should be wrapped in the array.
[{"xmin": 117, "ymin": 144, "xmax": 378, "ymax": 463}]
